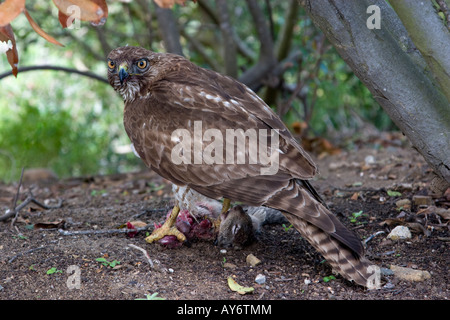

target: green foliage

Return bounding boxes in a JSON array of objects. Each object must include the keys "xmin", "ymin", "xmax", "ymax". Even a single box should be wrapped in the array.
[
  {"xmin": 135, "ymin": 292, "xmax": 166, "ymax": 300},
  {"xmin": 96, "ymin": 257, "xmax": 121, "ymax": 268},
  {"xmin": 46, "ymin": 267, "xmax": 63, "ymax": 275},
  {"xmin": 349, "ymin": 210, "xmax": 364, "ymax": 224},
  {"xmin": 387, "ymin": 190, "xmax": 402, "ymax": 197}
]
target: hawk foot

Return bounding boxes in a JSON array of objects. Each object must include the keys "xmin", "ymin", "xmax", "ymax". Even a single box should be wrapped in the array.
[{"xmin": 145, "ymin": 205, "xmax": 186, "ymax": 243}]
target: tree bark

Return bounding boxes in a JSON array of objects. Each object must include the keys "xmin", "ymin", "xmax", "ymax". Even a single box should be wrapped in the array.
[{"xmin": 301, "ymin": 0, "xmax": 450, "ymax": 185}]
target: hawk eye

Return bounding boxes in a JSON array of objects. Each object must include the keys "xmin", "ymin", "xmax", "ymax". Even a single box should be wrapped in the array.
[
  {"xmin": 136, "ymin": 59, "xmax": 148, "ymax": 69},
  {"xmin": 107, "ymin": 60, "xmax": 115, "ymax": 70}
]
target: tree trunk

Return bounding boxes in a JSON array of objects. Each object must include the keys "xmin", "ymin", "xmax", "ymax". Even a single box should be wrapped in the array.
[{"xmin": 301, "ymin": 0, "xmax": 450, "ymax": 185}]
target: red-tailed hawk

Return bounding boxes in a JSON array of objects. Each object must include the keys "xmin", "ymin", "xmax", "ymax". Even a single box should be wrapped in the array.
[{"xmin": 107, "ymin": 46, "xmax": 374, "ymax": 287}]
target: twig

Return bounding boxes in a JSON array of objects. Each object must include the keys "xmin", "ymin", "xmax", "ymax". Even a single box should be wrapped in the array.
[
  {"xmin": 8, "ymin": 246, "xmax": 47, "ymax": 263},
  {"xmin": 57, "ymin": 225, "xmax": 151, "ymax": 236},
  {"xmin": 12, "ymin": 167, "xmax": 25, "ymax": 218},
  {"xmin": 128, "ymin": 243, "xmax": 167, "ymax": 273},
  {"xmin": 0, "ymin": 191, "xmax": 63, "ymax": 222},
  {"xmin": 364, "ymin": 231, "xmax": 385, "ymax": 245},
  {"xmin": 128, "ymin": 244, "xmax": 154, "ymax": 268},
  {"xmin": 0, "ymin": 65, "xmax": 109, "ymax": 83}
]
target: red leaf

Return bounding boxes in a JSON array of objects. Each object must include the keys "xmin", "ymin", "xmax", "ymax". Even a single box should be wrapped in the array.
[
  {"xmin": 0, "ymin": 0, "xmax": 25, "ymax": 27},
  {"xmin": 58, "ymin": 10, "xmax": 72, "ymax": 28},
  {"xmin": 23, "ymin": 9, "xmax": 64, "ymax": 47},
  {"xmin": 0, "ymin": 25, "xmax": 18, "ymax": 77},
  {"xmin": 52, "ymin": 0, "xmax": 108, "ymax": 25}
]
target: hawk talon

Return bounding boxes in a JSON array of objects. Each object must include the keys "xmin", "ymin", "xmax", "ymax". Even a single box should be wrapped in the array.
[
  {"xmin": 213, "ymin": 198, "xmax": 232, "ymax": 232},
  {"xmin": 145, "ymin": 205, "xmax": 187, "ymax": 243},
  {"xmin": 221, "ymin": 198, "xmax": 231, "ymax": 214}
]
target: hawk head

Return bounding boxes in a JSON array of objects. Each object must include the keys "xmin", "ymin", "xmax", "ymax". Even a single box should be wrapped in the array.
[{"xmin": 107, "ymin": 46, "xmax": 175, "ymax": 102}]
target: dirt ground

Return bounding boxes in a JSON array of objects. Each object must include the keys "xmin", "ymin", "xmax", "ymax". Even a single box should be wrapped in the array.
[{"xmin": 0, "ymin": 133, "xmax": 448, "ymax": 301}]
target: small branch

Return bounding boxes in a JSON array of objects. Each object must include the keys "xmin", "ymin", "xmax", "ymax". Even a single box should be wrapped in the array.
[
  {"xmin": 0, "ymin": 190, "xmax": 63, "ymax": 222},
  {"xmin": 128, "ymin": 244, "xmax": 154, "ymax": 268},
  {"xmin": 128, "ymin": 243, "xmax": 167, "ymax": 273},
  {"xmin": 11, "ymin": 168, "xmax": 25, "ymax": 227},
  {"xmin": 57, "ymin": 225, "xmax": 151, "ymax": 236},
  {"xmin": 217, "ymin": 0, "xmax": 238, "ymax": 77},
  {"xmin": 12, "ymin": 168, "xmax": 25, "ymax": 214},
  {"xmin": 239, "ymin": 0, "xmax": 277, "ymax": 89},
  {"xmin": 197, "ymin": 0, "xmax": 256, "ymax": 61},
  {"xmin": 0, "ymin": 65, "xmax": 109, "ymax": 83},
  {"xmin": 275, "ymin": 0, "xmax": 300, "ymax": 61},
  {"xmin": 180, "ymin": 28, "xmax": 221, "ymax": 71},
  {"xmin": 8, "ymin": 246, "xmax": 47, "ymax": 264},
  {"xmin": 154, "ymin": 1, "xmax": 184, "ymax": 55}
]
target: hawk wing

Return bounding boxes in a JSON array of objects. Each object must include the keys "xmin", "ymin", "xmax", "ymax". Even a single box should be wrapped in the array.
[{"xmin": 125, "ymin": 60, "xmax": 316, "ymax": 187}]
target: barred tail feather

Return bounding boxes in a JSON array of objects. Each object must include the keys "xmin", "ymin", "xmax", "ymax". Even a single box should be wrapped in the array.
[
  {"xmin": 265, "ymin": 180, "xmax": 373, "ymax": 287},
  {"xmin": 282, "ymin": 211, "xmax": 372, "ymax": 286}
]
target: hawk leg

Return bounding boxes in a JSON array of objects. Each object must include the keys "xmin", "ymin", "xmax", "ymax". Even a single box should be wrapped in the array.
[
  {"xmin": 213, "ymin": 198, "xmax": 232, "ymax": 231},
  {"xmin": 145, "ymin": 205, "xmax": 187, "ymax": 243},
  {"xmin": 221, "ymin": 198, "xmax": 231, "ymax": 213}
]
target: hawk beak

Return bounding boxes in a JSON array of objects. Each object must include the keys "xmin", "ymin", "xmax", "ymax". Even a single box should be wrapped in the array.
[{"xmin": 118, "ymin": 64, "xmax": 129, "ymax": 85}]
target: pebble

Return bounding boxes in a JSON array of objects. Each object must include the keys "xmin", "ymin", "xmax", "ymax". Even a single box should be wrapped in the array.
[
  {"xmin": 246, "ymin": 254, "xmax": 261, "ymax": 267},
  {"xmin": 412, "ymin": 195, "xmax": 433, "ymax": 207},
  {"xmin": 387, "ymin": 226, "xmax": 412, "ymax": 240},
  {"xmin": 395, "ymin": 198, "xmax": 411, "ymax": 209},
  {"xmin": 255, "ymin": 274, "xmax": 266, "ymax": 284},
  {"xmin": 390, "ymin": 265, "xmax": 431, "ymax": 282},
  {"xmin": 223, "ymin": 262, "xmax": 237, "ymax": 269}
]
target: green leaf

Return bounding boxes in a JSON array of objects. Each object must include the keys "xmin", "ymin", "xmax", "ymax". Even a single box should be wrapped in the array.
[
  {"xmin": 227, "ymin": 277, "xmax": 254, "ymax": 295},
  {"xmin": 387, "ymin": 190, "xmax": 402, "ymax": 197},
  {"xmin": 323, "ymin": 275, "xmax": 336, "ymax": 283},
  {"xmin": 109, "ymin": 260, "xmax": 120, "ymax": 268},
  {"xmin": 46, "ymin": 267, "xmax": 62, "ymax": 274},
  {"xmin": 135, "ymin": 292, "xmax": 166, "ymax": 300}
]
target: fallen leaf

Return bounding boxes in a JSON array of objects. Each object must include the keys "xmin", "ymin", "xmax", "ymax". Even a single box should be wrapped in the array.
[
  {"xmin": 34, "ymin": 220, "xmax": 66, "ymax": 229},
  {"xmin": 418, "ymin": 206, "xmax": 450, "ymax": 220},
  {"xmin": 0, "ymin": 25, "xmax": 18, "ymax": 76},
  {"xmin": 23, "ymin": 9, "xmax": 64, "ymax": 47},
  {"xmin": 227, "ymin": 277, "xmax": 254, "ymax": 295},
  {"xmin": 128, "ymin": 220, "xmax": 147, "ymax": 228},
  {"xmin": 0, "ymin": 0, "xmax": 25, "ymax": 27}
]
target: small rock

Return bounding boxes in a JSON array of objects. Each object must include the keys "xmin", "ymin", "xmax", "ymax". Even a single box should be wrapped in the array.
[
  {"xmin": 223, "ymin": 262, "xmax": 237, "ymax": 269},
  {"xmin": 383, "ymin": 282, "xmax": 395, "ymax": 289},
  {"xmin": 255, "ymin": 274, "xmax": 266, "ymax": 284},
  {"xmin": 364, "ymin": 155, "xmax": 376, "ymax": 166},
  {"xmin": 395, "ymin": 199, "xmax": 411, "ymax": 209},
  {"xmin": 220, "ymin": 249, "xmax": 227, "ymax": 254},
  {"xmin": 412, "ymin": 195, "xmax": 433, "ymax": 207},
  {"xmin": 246, "ymin": 254, "xmax": 261, "ymax": 267},
  {"xmin": 387, "ymin": 226, "xmax": 412, "ymax": 240},
  {"xmin": 390, "ymin": 265, "xmax": 431, "ymax": 282}
]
